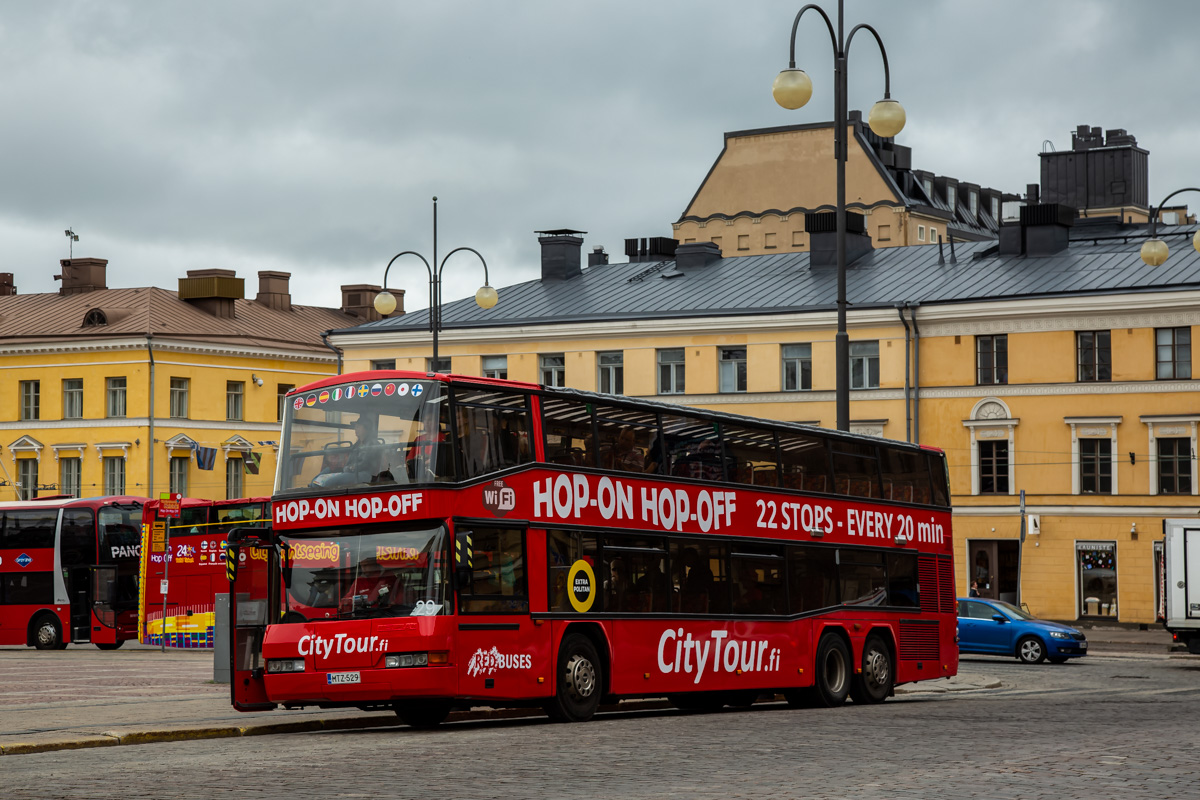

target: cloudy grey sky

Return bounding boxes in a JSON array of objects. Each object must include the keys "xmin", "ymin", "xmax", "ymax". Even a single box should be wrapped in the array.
[{"xmin": 1, "ymin": 0, "xmax": 1198, "ymax": 310}]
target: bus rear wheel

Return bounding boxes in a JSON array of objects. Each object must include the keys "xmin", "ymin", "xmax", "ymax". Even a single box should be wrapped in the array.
[
  {"xmin": 545, "ymin": 634, "xmax": 603, "ymax": 722},
  {"xmin": 812, "ymin": 633, "xmax": 851, "ymax": 708},
  {"xmin": 394, "ymin": 699, "xmax": 452, "ymax": 729},
  {"xmin": 95, "ymin": 641, "xmax": 125, "ymax": 651},
  {"xmin": 31, "ymin": 614, "xmax": 62, "ymax": 651},
  {"xmin": 849, "ymin": 635, "xmax": 893, "ymax": 704}
]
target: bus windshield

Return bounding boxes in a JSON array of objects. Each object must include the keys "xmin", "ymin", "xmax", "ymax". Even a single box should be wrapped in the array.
[
  {"xmin": 281, "ymin": 526, "xmax": 449, "ymax": 621},
  {"xmin": 278, "ymin": 379, "xmax": 450, "ymax": 494}
]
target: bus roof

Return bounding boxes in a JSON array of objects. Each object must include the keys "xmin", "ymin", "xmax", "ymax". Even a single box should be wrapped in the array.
[
  {"xmin": 0, "ymin": 495, "xmax": 149, "ymax": 511},
  {"xmin": 288, "ymin": 370, "xmax": 540, "ymax": 396}
]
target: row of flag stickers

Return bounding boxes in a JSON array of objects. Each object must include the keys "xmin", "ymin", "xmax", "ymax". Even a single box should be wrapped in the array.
[{"xmin": 293, "ymin": 382, "xmax": 424, "ymax": 410}]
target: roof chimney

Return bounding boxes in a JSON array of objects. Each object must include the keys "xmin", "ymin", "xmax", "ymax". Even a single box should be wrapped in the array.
[
  {"xmin": 340, "ymin": 284, "xmax": 393, "ymax": 321},
  {"xmin": 55, "ymin": 258, "xmax": 108, "ymax": 295},
  {"xmin": 804, "ymin": 211, "xmax": 873, "ymax": 267},
  {"xmin": 998, "ymin": 203, "xmax": 1076, "ymax": 257},
  {"xmin": 624, "ymin": 237, "xmax": 678, "ymax": 263},
  {"xmin": 255, "ymin": 270, "xmax": 292, "ymax": 312},
  {"xmin": 536, "ymin": 230, "xmax": 585, "ymax": 280},
  {"xmin": 588, "ymin": 246, "xmax": 609, "ymax": 268},
  {"xmin": 0, "ymin": 273, "xmax": 15, "ymax": 296},
  {"xmin": 178, "ymin": 269, "xmax": 243, "ymax": 318},
  {"xmin": 674, "ymin": 241, "xmax": 722, "ymax": 270},
  {"xmin": 1040, "ymin": 124, "xmax": 1148, "ymax": 213}
]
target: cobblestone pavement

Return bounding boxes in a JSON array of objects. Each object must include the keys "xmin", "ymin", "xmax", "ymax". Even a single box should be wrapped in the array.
[{"xmin": 5, "ymin": 653, "xmax": 1199, "ymax": 799}]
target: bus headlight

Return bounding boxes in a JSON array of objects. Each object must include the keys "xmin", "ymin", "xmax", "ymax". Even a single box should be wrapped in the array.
[
  {"xmin": 267, "ymin": 659, "xmax": 305, "ymax": 674},
  {"xmin": 385, "ymin": 652, "xmax": 432, "ymax": 668}
]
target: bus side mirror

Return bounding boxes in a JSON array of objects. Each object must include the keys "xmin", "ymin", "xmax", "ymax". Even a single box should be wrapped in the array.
[{"xmin": 992, "ymin": 614, "xmax": 1007, "ymax": 623}]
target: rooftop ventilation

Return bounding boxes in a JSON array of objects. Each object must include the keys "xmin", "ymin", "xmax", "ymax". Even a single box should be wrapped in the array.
[
  {"xmin": 0, "ymin": 273, "xmax": 14, "ymax": 296},
  {"xmin": 804, "ymin": 211, "xmax": 873, "ymax": 267},
  {"xmin": 255, "ymin": 270, "xmax": 292, "ymax": 312},
  {"xmin": 55, "ymin": 258, "xmax": 108, "ymax": 295},
  {"xmin": 624, "ymin": 237, "xmax": 678, "ymax": 263},
  {"xmin": 537, "ymin": 229, "xmax": 586, "ymax": 281},
  {"xmin": 178, "ymin": 269, "xmax": 243, "ymax": 318}
]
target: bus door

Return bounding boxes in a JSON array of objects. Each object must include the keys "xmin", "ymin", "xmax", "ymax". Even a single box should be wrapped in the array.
[
  {"xmin": 59, "ymin": 509, "xmax": 95, "ymax": 642},
  {"xmin": 453, "ymin": 524, "xmax": 550, "ymax": 701},
  {"xmin": 90, "ymin": 566, "xmax": 120, "ymax": 645},
  {"xmin": 228, "ymin": 529, "xmax": 279, "ymax": 711}
]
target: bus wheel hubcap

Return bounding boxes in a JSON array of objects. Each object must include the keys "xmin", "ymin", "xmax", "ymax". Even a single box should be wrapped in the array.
[
  {"xmin": 864, "ymin": 650, "xmax": 888, "ymax": 688},
  {"xmin": 37, "ymin": 623, "xmax": 56, "ymax": 646},
  {"xmin": 565, "ymin": 655, "xmax": 596, "ymax": 701}
]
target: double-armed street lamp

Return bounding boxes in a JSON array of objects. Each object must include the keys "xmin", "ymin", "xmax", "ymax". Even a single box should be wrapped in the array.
[
  {"xmin": 372, "ymin": 197, "xmax": 498, "ymax": 368},
  {"xmin": 772, "ymin": 0, "xmax": 905, "ymax": 432},
  {"xmin": 1140, "ymin": 188, "xmax": 1200, "ymax": 266}
]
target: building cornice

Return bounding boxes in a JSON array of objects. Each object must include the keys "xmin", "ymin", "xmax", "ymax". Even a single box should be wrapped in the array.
[
  {"xmin": 0, "ymin": 335, "xmax": 336, "ymax": 364},
  {"xmin": 0, "ymin": 418, "xmax": 284, "ymax": 432},
  {"xmin": 953, "ymin": 504, "xmax": 1200, "ymax": 517}
]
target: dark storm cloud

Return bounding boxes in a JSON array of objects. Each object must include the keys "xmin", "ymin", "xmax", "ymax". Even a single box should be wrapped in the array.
[{"xmin": 0, "ymin": 1, "xmax": 1196, "ymax": 308}]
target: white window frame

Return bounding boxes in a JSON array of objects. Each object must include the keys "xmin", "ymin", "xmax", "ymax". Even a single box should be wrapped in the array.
[
  {"xmin": 226, "ymin": 381, "xmax": 244, "ymax": 421},
  {"xmin": 103, "ymin": 455, "xmax": 126, "ymax": 495},
  {"xmin": 106, "ymin": 377, "xmax": 127, "ymax": 418},
  {"xmin": 540, "ymin": 354, "xmax": 565, "ymax": 387},
  {"xmin": 17, "ymin": 458, "xmax": 38, "ymax": 500},
  {"xmin": 849, "ymin": 341, "xmax": 879, "ymax": 390},
  {"xmin": 781, "ymin": 344, "xmax": 812, "ymax": 392},
  {"xmin": 169, "ymin": 455, "xmax": 189, "ymax": 496},
  {"xmin": 170, "ymin": 377, "xmax": 189, "ymax": 419},
  {"xmin": 657, "ymin": 348, "xmax": 685, "ymax": 395},
  {"xmin": 917, "ymin": 225, "xmax": 925, "ymax": 242},
  {"xmin": 1066, "ymin": 417, "xmax": 1120, "ymax": 496},
  {"xmin": 597, "ymin": 351, "xmax": 624, "ymax": 395},
  {"xmin": 1142, "ymin": 415, "xmax": 1200, "ymax": 496},
  {"xmin": 20, "ymin": 380, "xmax": 40, "ymax": 421},
  {"xmin": 426, "ymin": 357, "xmax": 451, "ymax": 374},
  {"xmin": 482, "ymin": 355, "xmax": 508, "ymax": 380},
  {"xmin": 226, "ymin": 458, "xmax": 243, "ymax": 500},
  {"xmin": 60, "ymin": 456, "xmax": 81, "ymax": 498},
  {"xmin": 62, "ymin": 379, "xmax": 83, "ymax": 420},
  {"xmin": 964, "ymin": 398, "xmax": 1018, "ymax": 496}
]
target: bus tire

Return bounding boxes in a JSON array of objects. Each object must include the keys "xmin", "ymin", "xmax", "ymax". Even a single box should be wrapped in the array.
[
  {"xmin": 545, "ymin": 633, "xmax": 603, "ymax": 723},
  {"xmin": 849, "ymin": 634, "xmax": 893, "ymax": 704},
  {"xmin": 394, "ymin": 699, "xmax": 452, "ymax": 729},
  {"xmin": 668, "ymin": 692, "xmax": 726, "ymax": 713},
  {"xmin": 812, "ymin": 633, "xmax": 851, "ymax": 708},
  {"xmin": 95, "ymin": 641, "xmax": 125, "ymax": 651},
  {"xmin": 31, "ymin": 614, "xmax": 63, "ymax": 651}
]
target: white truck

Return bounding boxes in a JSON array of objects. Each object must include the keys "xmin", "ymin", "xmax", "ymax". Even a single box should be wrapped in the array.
[{"xmin": 1164, "ymin": 520, "xmax": 1200, "ymax": 654}]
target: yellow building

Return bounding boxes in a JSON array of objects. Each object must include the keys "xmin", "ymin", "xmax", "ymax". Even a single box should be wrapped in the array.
[{"xmin": 0, "ymin": 260, "xmax": 370, "ymax": 501}]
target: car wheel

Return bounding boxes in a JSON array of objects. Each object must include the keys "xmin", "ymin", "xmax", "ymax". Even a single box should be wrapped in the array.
[
  {"xmin": 812, "ymin": 633, "xmax": 851, "ymax": 707},
  {"xmin": 1017, "ymin": 636, "xmax": 1046, "ymax": 664},
  {"xmin": 95, "ymin": 641, "xmax": 125, "ymax": 650},
  {"xmin": 394, "ymin": 699, "xmax": 452, "ymax": 729},
  {"xmin": 1048, "ymin": 656, "xmax": 1069, "ymax": 665},
  {"xmin": 32, "ymin": 614, "xmax": 62, "ymax": 651},
  {"xmin": 544, "ymin": 634, "xmax": 603, "ymax": 722},
  {"xmin": 849, "ymin": 634, "xmax": 893, "ymax": 704}
]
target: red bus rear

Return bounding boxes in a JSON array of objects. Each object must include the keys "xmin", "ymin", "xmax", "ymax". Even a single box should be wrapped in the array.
[
  {"xmin": 229, "ymin": 371, "xmax": 956, "ymax": 724},
  {"xmin": 0, "ymin": 496, "xmax": 147, "ymax": 649}
]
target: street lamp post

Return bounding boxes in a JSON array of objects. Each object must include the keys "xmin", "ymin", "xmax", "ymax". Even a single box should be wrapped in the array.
[
  {"xmin": 772, "ymin": 1, "xmax": 905, "ymax": 432},
  {"xmin": 372, "ymin": 197, "xmax": 498, "ymax": 368},
  {"xmin": 1140, "ymin": 188, "xmax": 1200, "ymax": 267}
]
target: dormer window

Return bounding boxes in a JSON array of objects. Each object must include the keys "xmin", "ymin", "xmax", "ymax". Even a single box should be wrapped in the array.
[
  {"xmin": 970, "ymin": 192, "xmax": 978, "ymax": 217},
  {"xmin": 947, "ymin": 185, "xmax": 957, "ymax": 211},
  {"xmin": 82, "ymin": 308, "xmax": 107, "ymax": 328},
  {"xmin": 923, "ymin": 178, "xmax": 934, "ymax": 200},
  {"xmin": 991, "ymin": 196, "xmax": 1000, "ymax": 219}
]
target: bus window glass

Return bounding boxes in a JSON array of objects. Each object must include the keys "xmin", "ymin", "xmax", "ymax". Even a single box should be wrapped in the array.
[
  {"xmin": 547, "ymin": 529, "xmax": 599, "ymax": 613},
  {"xmin": 453, "ymin": 388, "xmax": 532, "ymax": 479},
  {"xmin": 887, "ymin": 552, "xmax": 919, "ymax": 607},
  {"xmin": 60, "ymin": 509, "xmax": 95, "ymax": 565},
  {"xmin": 670, "ymin": 539, "xmax": 729, "ymax": 614},
  {"xmin": 832, "ymin": 441, "xmax": 882, "ymax": 498},
  {"xmin": 458, "ymin": 527, "xmax": 527, "ymax": 614},
  {"xmin": 178, "ymin": 505, "xmax": 209, "ymax": 536},
  {"xmin": 280, "ymin": 380, "xmax": 451, "ymax": 493},
  {"xmin": 603, "ymin": 535, "xmax": 668, "ymax": 612},
  {"xmin": 4, "ymin": 573, "xmax": 54, "ymax": 605},
  {"xmin": 788, "ymin": 546, "xmax": 838, "ymax": 613},
  {"xmin": 839, "ymin": 549, "xmax": 887, "ymax": 606},
  {"xmin": 927, "ymin": 451, "xmax": 950, "ymax": 507},
  {"xmin": 541, "ymin": 397, "xmax": 597, "ymax": 468},
  {"xmin": 779, "ymin": 432, "xmax": 832, "ymax": 493},
  {"xmin": 730, "ymin": 546, "xmax": 785, "ymax": 615},
  {"xmin": 722, "ymin": 425, "xmax": 779, "ymax": 487},
  {"xmin": 881, "ymin": 447, "xmax": 931, "ymax": 504},
  {"xmin": 215, "ymin": 502, "xmax": 269, "ymax": 533},
  {"xmin": 595, "ymin": 405, "xmax": 658, "ymax": 474},
  {"xmin": 661, "ymin": 415, "xmax": 722, "ymax": 481},
  {"xmin": 98, "ymin": 505, "xmax": 144, "ymax": 611},
  {"xmin": 1, "ymin": 510, "xmax": 57, "ymax": 550}
]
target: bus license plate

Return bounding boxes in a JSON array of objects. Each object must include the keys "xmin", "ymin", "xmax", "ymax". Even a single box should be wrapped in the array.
[{"xmin": 327, "ymin": 672, "xmax": 361, "ymax": 685}]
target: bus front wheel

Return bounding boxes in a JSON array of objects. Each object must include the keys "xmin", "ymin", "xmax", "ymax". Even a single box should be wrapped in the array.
[
  {"xmin": 545, "ymin": 634, "xmax": 603, "ymax": 723},
  {"xmin": 31, "ymin": 614, "xmax": 63, "ymax": 651},
  {"xmin": 812, "ymin": 633, "xmax": 851, "ymax": 708},
  {"xmin": 394, "ymin": 699, "xmax": 452, "ymax": 729}
]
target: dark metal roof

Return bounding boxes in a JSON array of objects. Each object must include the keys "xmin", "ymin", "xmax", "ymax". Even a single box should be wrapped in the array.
[{"xmin": 337, "ymin": 224, "xmax": 1200, "ymax": 335}]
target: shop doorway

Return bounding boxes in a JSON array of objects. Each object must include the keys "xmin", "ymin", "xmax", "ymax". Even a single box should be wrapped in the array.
[
  {"xmin": 968, "ymin": 540, "xmax": 1020, "ymax": 603},
  {"xmin": 1077, "ymin": 541, "xmax": 1117, "ymax": 619}
]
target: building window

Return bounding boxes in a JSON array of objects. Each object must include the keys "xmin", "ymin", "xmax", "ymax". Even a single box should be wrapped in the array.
[
  {"xmin": 719, "ymin": 348, "xmax": 747, "ymax": 393},
  {"xmin": 1156, "ymin": 327, "xmax": 1191, "ymax": 380},
  {"xmin": 482, "ymin": 356, "xmax": 508, "ymax": 380},
  {"xmin": 540, "ymin": 354, "xmax": 565, "ymax": 387},
  {"xmin": 170, "ymin": 456, "xmax": 189, "ymax": 496},
  {"xmin": 1077, "ymin": 542, "xmax": 1117, "ymax": 618},
  {"xmin": 849, "ymin": 341, "xmax": 880, "ymax": 389},
  {"xmin": 1077, "ymin": 331, "xmax": 1111, "ymax": 382},
  {"xmin": 947, "ymin": 185, "xmax": 957, "ymax": 210},
  {"xmin": 1157, "ymin": 437, "xmax": 1192, "ymax": 495},
  {"xmin": 60, "ymin": 457, "xmax": 81, "ymax": 498},
  {"xmin": 20, "ymin": 380, "xmax": 40, "ymax": 421},
  {"xmin": 170, "ymin": 377, "xmax": 189, "ymax": 419},
  {"xmin": 917, "ymin": 225, "xmax": 925, "ymax": 242},
  {"xmin": 929, "ymin": 227, "xmax": 938, "ymax": 244},
  {"xmin": 226, "ymin": 458, "xmax": 243, "ymax": 499},
  {"xmin": 598, "ymin": 351, "xmax": 624, "ymax": 395},
  {"xmin": 372, "ymin": 359, "xmax": 396, "ymax": 371},
  {"xmin": 17, "ymin": 459, "xmax": 38, "ymax": 501},
  {"xmin": 277, "ymin": 384, "xmax": 294, "ymax": 421},
  {"xmin": 226, "ymin": 381, "xmax": 244, "ymax": 421},
  {"xmin": 782, "ymin": 344, "xmax": 812, "ymax": 391},
  {"xmin": 969, "ymin": 191, "xmax": 978, "ymax": 217},
  {"xmin": 1079, "ymin": 438, "xmax": 1113, "ymax": 494},
  {"xmin": 104, "ymin": 456, "xmax": 125, "ymax": 495},
  {"xmin": 976, "ymin": 334, "xmax": 1008, "ymax": 385},
  {"xmin": 62, "ymin": 379, "xmax": 83, "ymax": 420},
  {"xmin": 990, "ymin": 196, "xmax": 1000, "ymax": 219},
  {"xmin": 657, "ymin": 348, "xmax": 685, "ymax": 395},
  {"xmin": 427, "ymin": 357, "xmax": 451, "ymax": 374},
  {"xmin": 106, "ymin": 377, "xmax": 127, "ymax": 418},
  {"xmin": 923, "ymin": 178, "xmax": 934, "ymax": 199},
  {"xmin": 978, "ymin": 440, "xmax": 1009, "ymax": 494}
]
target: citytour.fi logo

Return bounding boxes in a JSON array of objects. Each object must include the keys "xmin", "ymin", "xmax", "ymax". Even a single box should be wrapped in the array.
[{"xmin": 467, "ymin": 647, "xmax": 532, "ymax": 678}]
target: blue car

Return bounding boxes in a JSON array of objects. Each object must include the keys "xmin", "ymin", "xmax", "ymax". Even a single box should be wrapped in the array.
[{"xmin": 957, "ymin": 597, "xmax": 1088, "ymax": 664}]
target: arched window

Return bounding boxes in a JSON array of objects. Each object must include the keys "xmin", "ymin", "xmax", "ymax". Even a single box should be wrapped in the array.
[{"xmin": 82, "ymin": 308, "xmax": 108, "ymax": 328}]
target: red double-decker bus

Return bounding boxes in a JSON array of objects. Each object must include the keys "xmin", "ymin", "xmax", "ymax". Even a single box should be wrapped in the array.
[
  {"xmin": 229, "ymin": 371, "xmax": 956, "ymax": 726},
  {"xmin": 0, "ymin": 496, "xmax": 147, "ymax": 649}
]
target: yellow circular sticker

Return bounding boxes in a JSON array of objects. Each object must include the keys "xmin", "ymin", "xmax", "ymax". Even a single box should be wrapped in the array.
[{"xmin": 567, "ymin": 560, "xmax": 596, "ymax": 613}]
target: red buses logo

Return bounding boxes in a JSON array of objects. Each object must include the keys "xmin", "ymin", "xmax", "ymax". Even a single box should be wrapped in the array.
[
  {"xmin": 482, "ymin": 479, "xmax": 516, "ymax": 518},
  {"xmin": 467, "ymin": 646, "xmax": 531, "ymax": 677}
]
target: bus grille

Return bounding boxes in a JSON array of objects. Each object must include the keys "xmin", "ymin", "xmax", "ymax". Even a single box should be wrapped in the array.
[
  {"xmin": 937, "ymin": 557, "xmax": 956, "ymax": 614},
  {"xmin": 899, "ymin": 620, "xmax": 940, "ymax": 661},
  {"xmin": 917, "ymin": 556, "xmax": 939, "ymax": 614}
]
